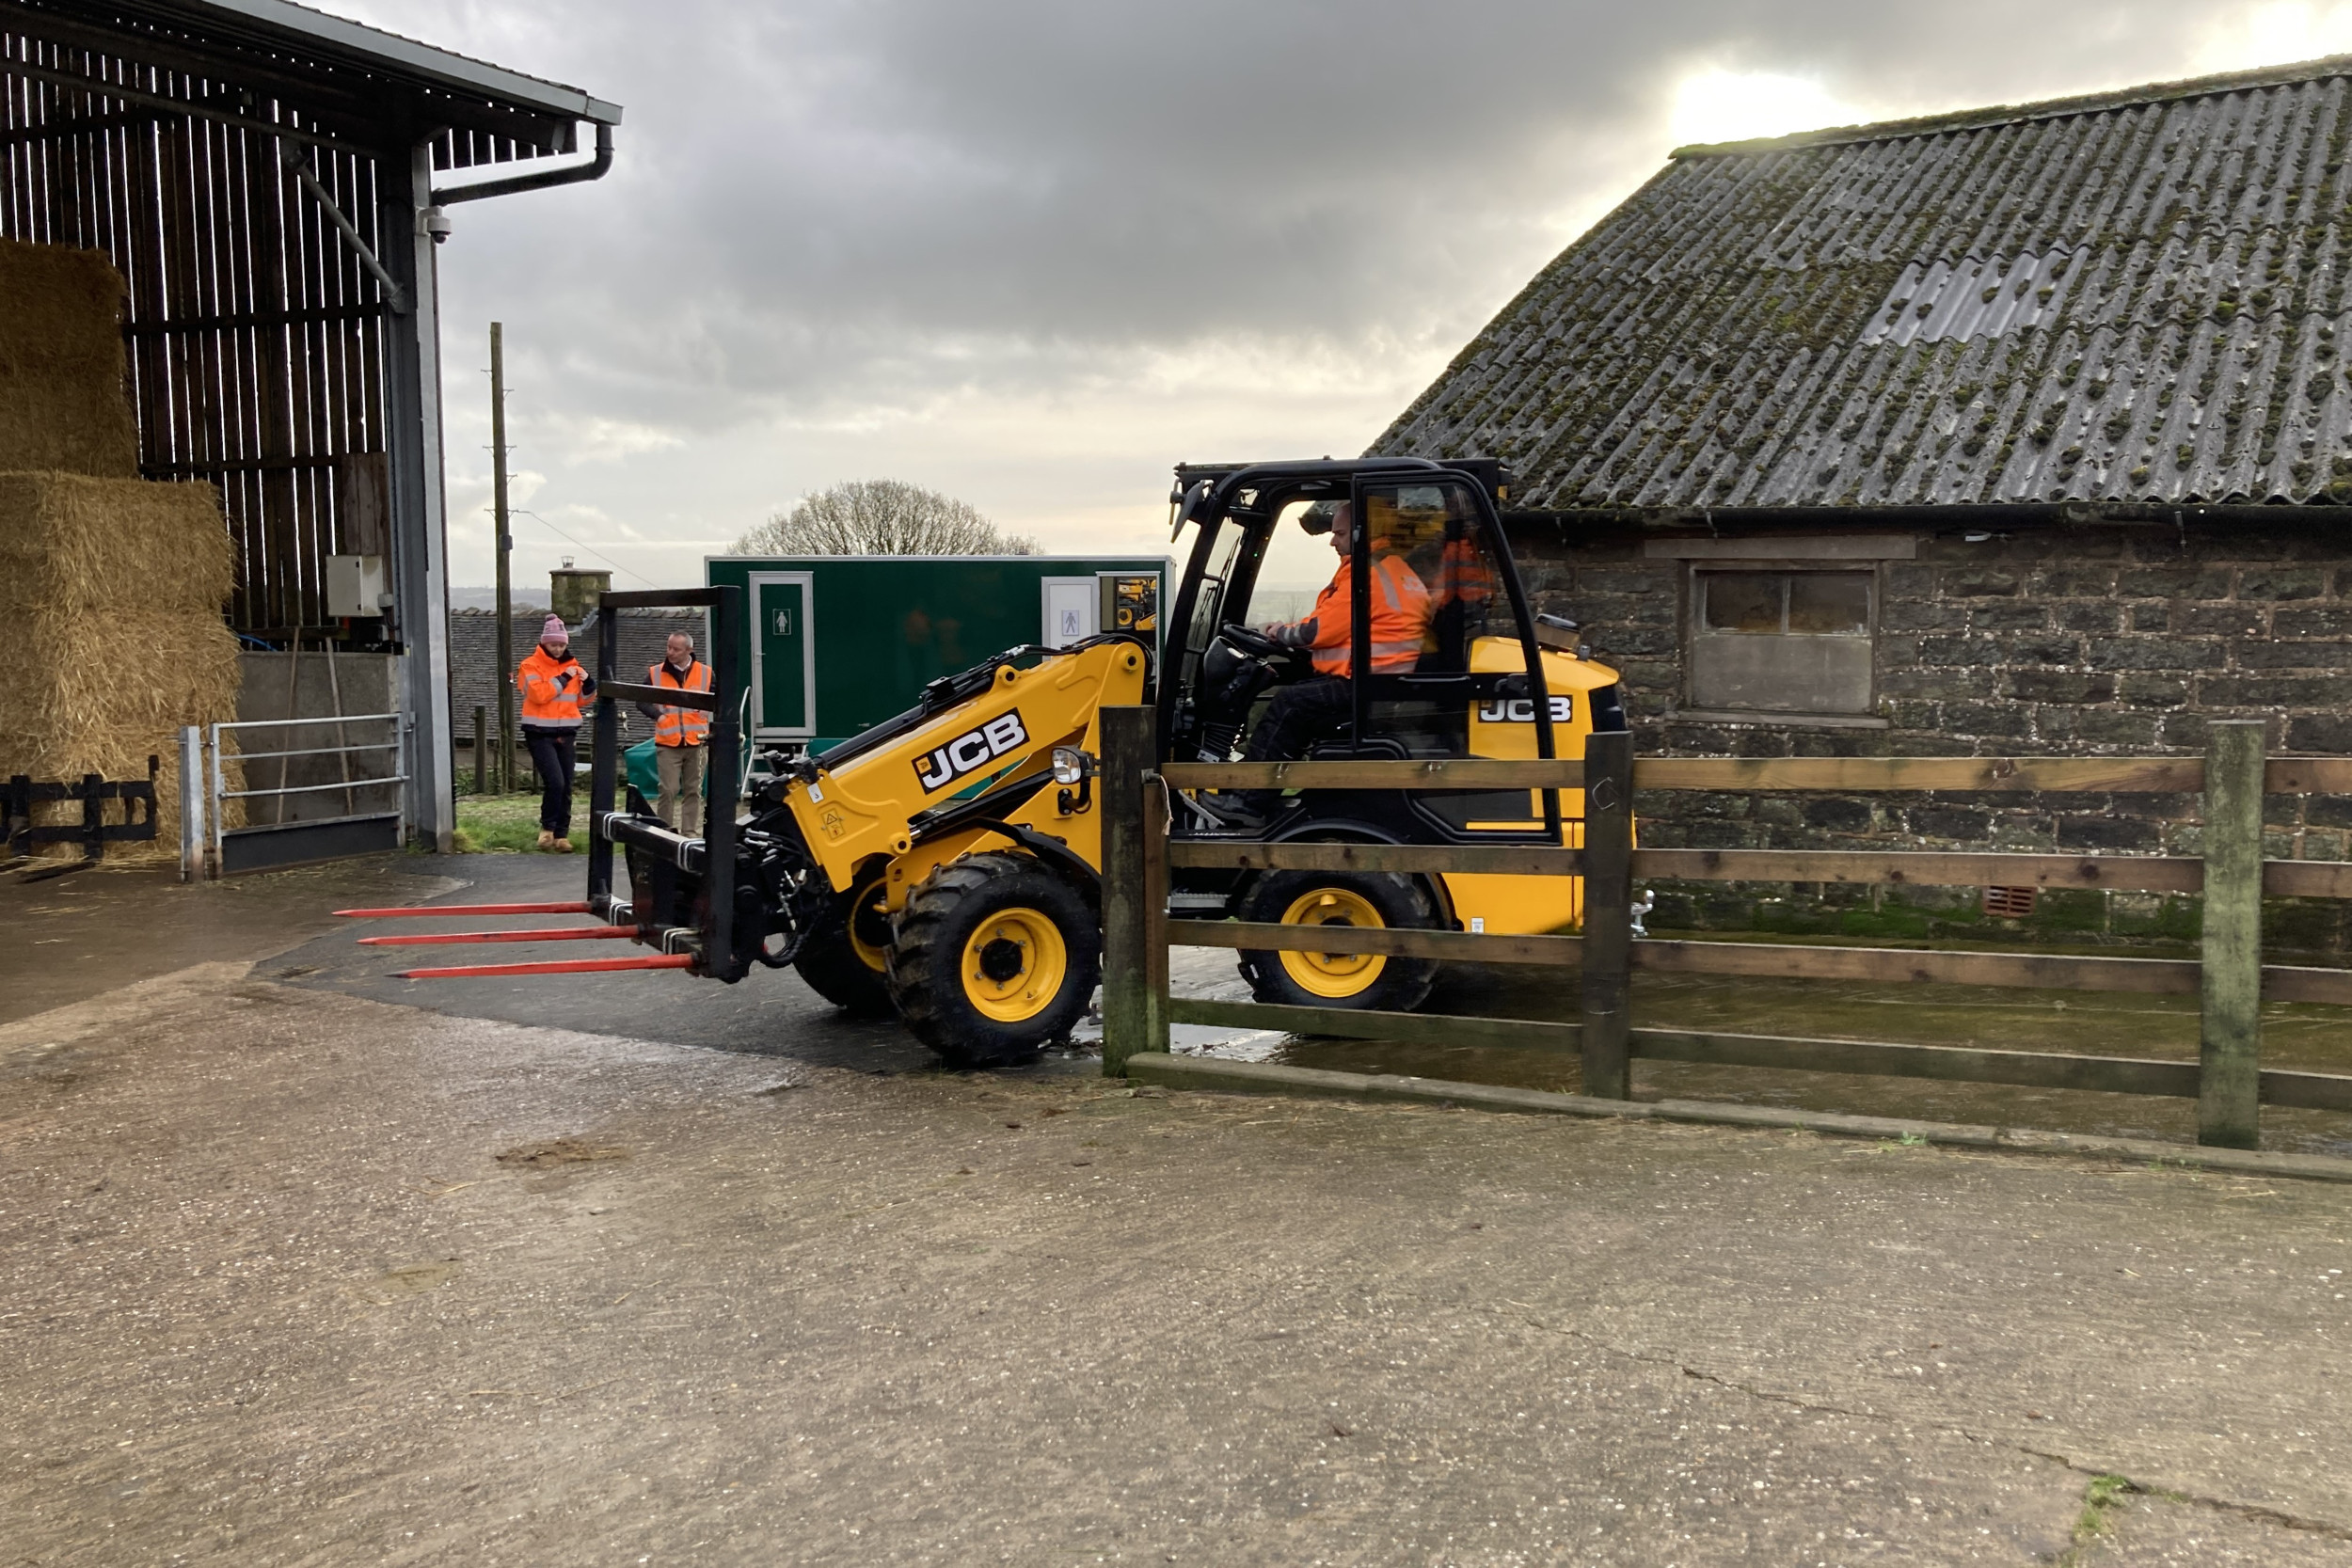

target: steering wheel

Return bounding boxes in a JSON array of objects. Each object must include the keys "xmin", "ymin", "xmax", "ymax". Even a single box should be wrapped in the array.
[{"xmin": 1217, "ymin": 622, "xmax": 1288, "ymax": 659}]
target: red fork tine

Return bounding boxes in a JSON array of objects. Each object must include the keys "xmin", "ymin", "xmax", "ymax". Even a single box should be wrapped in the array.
[{"xmin": 392, "ymin": 955, "xmax": 695, "ymax": 979}]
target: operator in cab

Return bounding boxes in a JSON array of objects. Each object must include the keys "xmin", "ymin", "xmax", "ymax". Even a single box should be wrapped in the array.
[{"xmin": 1237, "ymin": 499, "xmax": 1432, "ymax": 811}]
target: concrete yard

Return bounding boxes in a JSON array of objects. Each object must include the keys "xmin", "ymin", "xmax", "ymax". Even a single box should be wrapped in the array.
[{"xmin": 6, "ymin": 856, "xmax": 2352, "ymax": 1564}]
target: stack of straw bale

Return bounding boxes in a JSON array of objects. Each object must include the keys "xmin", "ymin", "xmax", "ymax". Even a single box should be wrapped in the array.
[
  {"xmin": 0, "ymin": 238, "xmax": 242, "ymax": 862},
  {"xmin": 0, "ymin": 236, "xmax": 139, "ymax": 476}
]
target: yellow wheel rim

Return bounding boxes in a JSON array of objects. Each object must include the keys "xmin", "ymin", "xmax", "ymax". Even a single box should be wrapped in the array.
[
  {"xmin": 1276, "ymin": 887, "xmax": 1387, "ymax": 999},
  {"xmin": 960, "ymin": 907, "xmax": 1070, "ymax": 1022},
  {"xmin": 847, "ymin": 879, "xmax": 891, "ymax": 974}
]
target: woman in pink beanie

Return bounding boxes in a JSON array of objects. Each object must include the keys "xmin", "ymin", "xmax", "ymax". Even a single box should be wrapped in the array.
[{"xmin": 515, "ymin": 614, "xmax": 596, "ymax": 849}]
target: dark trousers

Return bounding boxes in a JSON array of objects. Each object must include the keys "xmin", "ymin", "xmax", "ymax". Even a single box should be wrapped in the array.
[
  {"xmin": 523, "ymin": 726, "xmax": 578, "ymax": 832},
  {"xmin": 1243, "ymin": 676, "xmax": 1353, "ymax": 764}
]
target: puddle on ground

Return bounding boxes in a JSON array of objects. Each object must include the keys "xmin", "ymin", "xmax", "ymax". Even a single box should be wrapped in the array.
[{"xmin": 1166, "ymin": 950, "xmax": 2352, "ymax": 1159}]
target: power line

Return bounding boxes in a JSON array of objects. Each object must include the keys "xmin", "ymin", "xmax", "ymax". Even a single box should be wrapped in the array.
[{"xmin": 504, "ymin": 509, "xmax": 661, "ymax": 588}]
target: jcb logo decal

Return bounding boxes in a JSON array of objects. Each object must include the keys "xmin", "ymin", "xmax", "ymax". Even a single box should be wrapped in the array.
[
  {"xmin": 915, "ymin": 711, "xmax": 1028, "ymax": 792},
  {"xmin": 1477, "ymin": 695, "xmax": 1574, "ymax": 724}
]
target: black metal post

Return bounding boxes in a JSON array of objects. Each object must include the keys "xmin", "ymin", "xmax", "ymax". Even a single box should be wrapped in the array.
[
  {"xmin": 704, "ymin": 583, "xmax": 743, "ymax": 974},
  {"xmin": 587, "ymin": 607, "xmax": 620, "ymax": 917}
]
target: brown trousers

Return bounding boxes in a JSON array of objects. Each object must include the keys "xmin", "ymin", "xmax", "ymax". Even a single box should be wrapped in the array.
[{"xmin": 656, "ymin": 742, "xmax": 706, "ymax": 836}]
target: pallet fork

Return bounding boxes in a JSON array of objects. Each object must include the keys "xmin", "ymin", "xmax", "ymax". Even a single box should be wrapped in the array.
[{"xmin": 339, "ymin": 585, "xmax": 753, "ymax": 979}]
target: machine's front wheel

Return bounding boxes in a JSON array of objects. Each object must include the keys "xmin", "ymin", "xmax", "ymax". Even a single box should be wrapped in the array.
[
  {"xmin": 793, "ymin": 870, "xmax": 897, "ymax": 1016},
  {"xmin": 887, "ymin": 851, "xmax": 1101, "ymax": 1068},
  {"xmin": 1236, "ymin": 869, "xmax": 1439, "ymax": 1013}
]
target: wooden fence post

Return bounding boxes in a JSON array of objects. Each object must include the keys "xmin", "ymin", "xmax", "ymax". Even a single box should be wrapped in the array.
[
  {"xmin": 1142, "ymin": 768, "xmax": 1170, "ymax": 1060},
  {"xmin": 1581, "ymin": 730, "xmax": 1634, "ymax": 1099},
  {"xmin": 1099, "ymin": 705, "xmax": 1157, "ymax": 1075},
  {"xmin": 2199, "ymin": 720, "xmax": 2265, "ymax": 1148}
]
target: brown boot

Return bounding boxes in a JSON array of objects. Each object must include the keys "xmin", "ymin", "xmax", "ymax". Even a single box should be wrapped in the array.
[
  {"xmin": 535, "ymin": 829, "xmax": 556, "ymax": 851},
  {"xmin": 554, "ymin": 835, "xmax": 576, "ymax": 854}
]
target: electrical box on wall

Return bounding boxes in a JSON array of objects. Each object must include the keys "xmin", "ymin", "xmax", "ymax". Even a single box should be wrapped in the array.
[{"xmin": 325, "ymin": 554, "xmax": 389, "ymax": 617}]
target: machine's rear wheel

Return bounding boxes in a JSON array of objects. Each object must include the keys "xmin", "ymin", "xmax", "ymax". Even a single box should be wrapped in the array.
[
  {"xmin": 793, "ymin": 870, "xmax": 897, "ymax": 1016},
  {"xmin": 1236, "ymin": 869, "xmax": 1438, "ymax": 1013},
  {"xmin": 887, "ymin": 851, "xmax": 1100, "ymax": 1068}
]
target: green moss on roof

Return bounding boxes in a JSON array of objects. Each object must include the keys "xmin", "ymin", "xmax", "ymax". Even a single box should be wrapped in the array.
[{"xmin": 1375, "ymin": 58, "xmax": 2352, "ymax": 509}]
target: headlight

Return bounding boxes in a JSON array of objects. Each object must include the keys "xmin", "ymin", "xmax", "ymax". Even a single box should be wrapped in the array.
[{"xmin": 1052, "ymin": 746, "xmax": 1089, "ymax": 785}]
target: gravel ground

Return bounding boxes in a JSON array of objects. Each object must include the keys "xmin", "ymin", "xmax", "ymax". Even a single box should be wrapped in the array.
[{"xmin": 5, "ymin": 858, "xmax": 2352, "ymax": 1564}]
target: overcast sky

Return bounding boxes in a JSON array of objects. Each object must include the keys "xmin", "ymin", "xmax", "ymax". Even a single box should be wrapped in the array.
[{"xmin": 319, "ymin": 0, "xmax": 2352, "ymax": 592}]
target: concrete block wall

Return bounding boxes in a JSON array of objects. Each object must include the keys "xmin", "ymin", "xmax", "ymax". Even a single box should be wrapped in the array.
[{"xmin": 1511, "ymin": 515, "xmax": 2352, "ymax": 954}]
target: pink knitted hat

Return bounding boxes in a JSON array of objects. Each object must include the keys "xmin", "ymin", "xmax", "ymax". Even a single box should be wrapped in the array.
[{"xmin": 540, "ymin": 614, "xmax": 568, "ymax": 642}]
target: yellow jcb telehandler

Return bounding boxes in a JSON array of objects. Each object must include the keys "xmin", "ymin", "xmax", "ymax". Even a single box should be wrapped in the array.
[{"xmin": 353, "ymin": 458, "xmax": 1623, "ymax": 1068}]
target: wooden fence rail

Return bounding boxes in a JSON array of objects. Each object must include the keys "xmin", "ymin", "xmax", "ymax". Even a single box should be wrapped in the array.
[{"xmin": 1103, "ymin": 710, "xmax": 2352, "ymax": 1149}]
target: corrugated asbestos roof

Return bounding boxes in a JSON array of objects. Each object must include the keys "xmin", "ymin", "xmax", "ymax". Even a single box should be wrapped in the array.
[{"xmin": 1373, "ymin": 55, "xmax": 2352, "ymax": 512}]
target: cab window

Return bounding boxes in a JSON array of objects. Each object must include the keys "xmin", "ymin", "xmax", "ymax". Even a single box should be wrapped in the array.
[{"xmin": 1357, "ymin": 479, "xmax": 1507, "ymax": 673}]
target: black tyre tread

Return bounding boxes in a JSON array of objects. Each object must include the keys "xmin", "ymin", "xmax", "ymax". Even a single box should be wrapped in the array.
[
  {"xmin": 793, "ymin": 918, "xmax": 895, "ymax": 1014},
  {"xmin": 887, "ymin": 850, "xmax": 1101, "ymax": 1069},
  {"xmin": 793, "ymin": 876, "xmax": 896, "ymax": 1015},
  {"xmin": 1235, "ymin": 869, "xmax": 1440, "ymax": 1013}
]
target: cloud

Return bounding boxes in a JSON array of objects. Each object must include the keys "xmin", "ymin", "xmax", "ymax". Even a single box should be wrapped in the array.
[
  {"xmin": 310, "ymin": 0, "xmax": 2334, "ymax": 588},
  {"xmin": 2192, "ymin": 3, "xmax": 2352, "ymax": 72},
  {"xmin": 1669, "ymin": 70, "xmax": 1863, "ymax": 147}
]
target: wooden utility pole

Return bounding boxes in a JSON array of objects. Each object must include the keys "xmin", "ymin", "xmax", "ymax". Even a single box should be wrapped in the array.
[{"xmin": 491, "ymin": 322, "xmax": 514, "ymax": 794}]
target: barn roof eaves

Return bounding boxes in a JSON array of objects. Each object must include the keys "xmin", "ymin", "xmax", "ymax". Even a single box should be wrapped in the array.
[{"xmin": 178, "ymin": 0, "xmax": 622, "ymax": 124}]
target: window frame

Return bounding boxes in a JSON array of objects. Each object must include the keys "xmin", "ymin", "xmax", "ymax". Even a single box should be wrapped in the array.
[{"xmin": 1678, "ymin": 560, "xmax": 1885, "ymax": 728}]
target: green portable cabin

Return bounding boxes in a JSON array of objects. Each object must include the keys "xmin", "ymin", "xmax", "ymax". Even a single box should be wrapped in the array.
[{"xmin": 706, "ymin": 555, "xmax": 1170, "ymax": 753}]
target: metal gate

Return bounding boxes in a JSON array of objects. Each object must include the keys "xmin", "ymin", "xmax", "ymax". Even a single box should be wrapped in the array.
[{"xmin": 183, "ymin": 713, "xmax": 405, "ymax": 877}]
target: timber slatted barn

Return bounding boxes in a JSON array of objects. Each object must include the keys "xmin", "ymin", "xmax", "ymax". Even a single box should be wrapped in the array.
[
  {"xmin": 1375, "ymin": 55, "xmax": 2352, "ymax": 952},
  {"xmin": 0, "ymin": 0, "xmax": 619, "ymax": 853}
]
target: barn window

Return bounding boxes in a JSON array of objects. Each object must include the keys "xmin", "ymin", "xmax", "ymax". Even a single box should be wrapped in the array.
[{"xmin": 1687, "ymin": 568, "xmax": 1875, "ymax": 718}]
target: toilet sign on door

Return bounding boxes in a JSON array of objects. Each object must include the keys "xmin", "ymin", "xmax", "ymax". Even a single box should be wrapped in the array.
[
  {"xmin": 1041, "ymin": 578, "xmax": 1096, "ymax": 648},
  {"xmin": 771, "ymin": 606, "xmax": 792, "ymax": 636}
]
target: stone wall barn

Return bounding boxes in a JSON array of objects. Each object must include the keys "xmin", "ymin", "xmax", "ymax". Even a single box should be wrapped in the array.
[{"xmin": 1372, "ymin": 55, "xmax": 2352, "ymax": 953}]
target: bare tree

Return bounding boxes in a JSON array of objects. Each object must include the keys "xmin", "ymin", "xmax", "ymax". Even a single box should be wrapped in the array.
[{"xmin": 734, "ymin": 479, "xmax": 1038, "ymax": 556}]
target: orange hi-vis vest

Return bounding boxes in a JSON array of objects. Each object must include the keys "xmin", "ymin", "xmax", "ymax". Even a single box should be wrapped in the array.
[
  {"xmin": 517, "ymin": 646, "xmax": 588, "ymax": 727},
  {"xmin": 648, "ymin": 658, "xmax": 711, "ymax": 746},
  {"xmin": 1437, "ymin": 534, "xmax": 1497, "ymax": 610},
  {"xmin": 1283, "ymin": 548, "xmax": 1434, "ymax": 677}
]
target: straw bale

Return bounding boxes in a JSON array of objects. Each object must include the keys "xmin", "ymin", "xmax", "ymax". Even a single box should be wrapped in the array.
[
  {"xmin": 0, "ymin": 236, "xmax": 138, "ymax": 478},
  {"xmin": 0, "ymin": 474, "xmax": 244, "ymax": 859},
  {"xmin": 0, "ymin": 607, "xmax": 246, "ymax": 861},
  {"xmin": 0, "ymin": 471, "xmax": 233, "ymax": 620}
]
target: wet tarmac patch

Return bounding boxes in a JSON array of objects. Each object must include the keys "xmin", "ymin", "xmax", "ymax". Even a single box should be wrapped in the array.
[
  {"xmin": 353, "ymin": 1260, "xmax": 458, "ymax": 1304},
  {"xmin": 494, "ymin": 1136, "xmax": 628, "ymax": 1168}
]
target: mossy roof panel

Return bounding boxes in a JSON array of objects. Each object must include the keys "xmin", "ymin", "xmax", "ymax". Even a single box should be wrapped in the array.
[{"xmin": 1373, "ymin": 55, "xmax": 2352, "ymax": 510}]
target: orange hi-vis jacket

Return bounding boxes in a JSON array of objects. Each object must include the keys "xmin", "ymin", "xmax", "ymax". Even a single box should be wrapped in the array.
[
  {"xmin": 648, "ymin": 658, "xmax": 711, "ymax": 747},
  {"xmin": 1437, "ymin": 534, "xmax": 1497, "ymax": 610},
  {"xmin": 1276, "ymin": 547, "xmax": 1434, "ymax": 677},
  {"xmin": 517, "ymin": 646, "xmax": 589, "ymax": 728}
]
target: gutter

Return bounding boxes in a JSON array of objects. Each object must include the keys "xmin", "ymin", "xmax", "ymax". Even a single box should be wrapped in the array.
[
  {"xmin": 1505, "ymin": 500, "xmax": 2352, "ymax": 536},
  {"xmin": 431, "ymin": 120, "xmax": 612, "ymax": 206}
]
